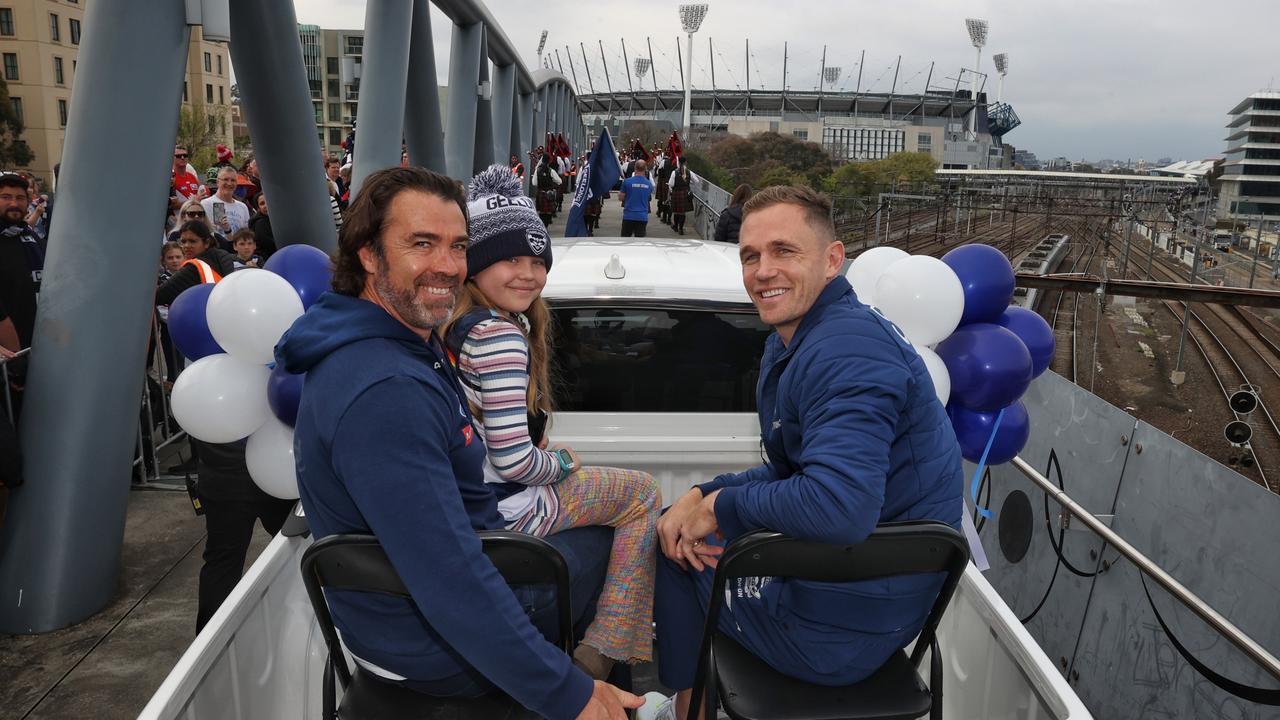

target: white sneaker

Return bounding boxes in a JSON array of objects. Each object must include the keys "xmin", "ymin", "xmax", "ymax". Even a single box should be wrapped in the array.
[{"xmin": 633, "ymin": 691, "xmax": 677, "ymax": 720}]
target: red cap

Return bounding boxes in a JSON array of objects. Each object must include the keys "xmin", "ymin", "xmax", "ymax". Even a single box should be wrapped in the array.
[{"xmin": 215, "ymin": 144, "xmax": 233, "ymax": 162}]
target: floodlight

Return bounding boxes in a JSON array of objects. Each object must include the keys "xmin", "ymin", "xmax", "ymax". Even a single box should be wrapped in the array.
[
  {"xmin": 823, "ymin": 67, "xmax": 842, "ymax": 85},
  {"xmin": 993, "ymin": 53, "xmax": 1008, "ymax": 75},
  {"xmin": 680, "ymin": 4, "xmax": 709, "ymax": 34},
  {"xmin": 536, "ymin": 30, "xmax": 548, "ymax": 57},
  {"xmin": 634, "ymin": 57, "xmax": 651, "ymax": 79},
  {"xmin": 679, "ymin": 4, "xmax": 709, "ymax": 139},
  {"xmin": 966, "ymin": 18, "xmax": 988, "ymax": 48}
]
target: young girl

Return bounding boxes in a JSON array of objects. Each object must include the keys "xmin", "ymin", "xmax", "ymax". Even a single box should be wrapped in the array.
[{"xmin": 445, "ymin": 165, "xmax": 660, "ymax": 680}]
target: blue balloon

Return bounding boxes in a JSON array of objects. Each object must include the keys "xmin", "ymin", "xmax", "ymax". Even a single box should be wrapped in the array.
[
  {"xmin": 263, "ymin": 244, "xmax": 333, "ymax": 309},
  {"xmin": 935, "ymin": 323, "xmax": 1033, "ymax": 412},
  {"xmin": 996, "ymin": 307, "xmax": 1055, "ymax": 378},
  {"xmin": 948, "ymin": 400, "xmax": 1030, "ymax": 465},
  {"xmin": 941, "ymin": 244, "xmax": 1015, "ymax": 325},
  {"xmin": 167, "ymin": 284, "xmax": 224, "ymax": 361},
  {"xmin": 267, "ymin": 365, "xmax": 305, "ymax": 427}
]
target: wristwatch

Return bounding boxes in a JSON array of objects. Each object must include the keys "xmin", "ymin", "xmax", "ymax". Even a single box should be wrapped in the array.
[{"xmin": 553, "ymin": 448, "xmax": 577, "ymax": 479}]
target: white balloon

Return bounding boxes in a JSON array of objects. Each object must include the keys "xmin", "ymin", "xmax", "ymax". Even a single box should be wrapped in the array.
[
  {"xmin": 874, "ymin": 255, "xmax": 965, "ymax": 346},
  {"xmin": 207, "ymin": 269, "xmax": 305, "ymax": 364},
  {"xmin": 246, "ymin": 414, "xmax": 300, "ymax": 500},
  {"xmin": 914, "ymin": 345, "xmax": 951, "ymax": 406},
  {"xmin": 846, "ymin": 246, "xmax": 909, "ymax": 307},
  {"xmin": 171, "ymin": 354, "xmax": 272, "ymax": 443}
]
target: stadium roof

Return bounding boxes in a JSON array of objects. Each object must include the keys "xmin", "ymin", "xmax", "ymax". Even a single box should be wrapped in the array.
[{"xmin": 575, "ymin": 88, "xmax": 982, "ymax": 120}]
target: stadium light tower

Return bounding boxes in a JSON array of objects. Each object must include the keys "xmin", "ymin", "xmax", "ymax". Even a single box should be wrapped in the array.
[
  {"xmin": 965, "ymin": 17, "xmax": 988, "ymax": 138},
  {"xmin": 993, "ymin": 52, "xmax": 1008, "ymax": 103},
  {"xmin": 823, "ymin": 66, "xmax": 842, "ymax": 88},
  {"xmin": 679, "ymin": 4, "xmax": 709, "ymax": 138},
  {"xmin": 634, "ymin": 57, "xmax": 651, "ymax": 88},
  {"xmin": 536, "ymin": 30, "xmax": 548, "ymax": 69}
]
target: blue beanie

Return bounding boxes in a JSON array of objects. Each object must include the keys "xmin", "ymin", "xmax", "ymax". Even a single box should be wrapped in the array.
[{"xmin": 465, "ymin": 164, "xmax": 552, "ymax": 279}]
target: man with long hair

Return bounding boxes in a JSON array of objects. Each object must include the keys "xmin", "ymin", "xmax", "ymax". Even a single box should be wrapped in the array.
[{"xmin": 276, "ymin": 167, "xmax": 640, "ymax": 720}]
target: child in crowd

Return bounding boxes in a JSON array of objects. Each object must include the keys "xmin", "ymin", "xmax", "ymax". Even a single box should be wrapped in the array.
[
  {"xmin": 230, "ymin": 229, "xmax": 260, "ymax": 268},
  {"xmin": 160, "ymin": 241, "xmax": 184, "ymax": 281},
  {"xmin": 444, "ymin": 165, "xmax": 661, "ymax": 681}
]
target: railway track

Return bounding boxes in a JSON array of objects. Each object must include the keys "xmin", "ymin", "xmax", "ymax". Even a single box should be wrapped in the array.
[{"xmin": 1121, "ymin": 232, "xmax": 1280, "ymax": 492}]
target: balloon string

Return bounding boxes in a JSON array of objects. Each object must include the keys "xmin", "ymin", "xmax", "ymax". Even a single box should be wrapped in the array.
[{"xmin": 969, "ymin": 407, "xmax": 1004, "ymax": 519}]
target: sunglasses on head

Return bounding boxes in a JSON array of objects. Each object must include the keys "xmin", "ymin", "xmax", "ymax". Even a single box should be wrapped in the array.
[{"xmin": 184, "ymin": 210, "xmax": 206, "ymax": 217}]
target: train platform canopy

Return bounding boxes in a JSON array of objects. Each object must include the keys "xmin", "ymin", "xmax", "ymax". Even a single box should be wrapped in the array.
[
  {"xmin": 1150, "ymin": 158, "xmax": 1220, "ymax": 178},
  {"xmin": 936, "ymin": 168, "xmax": 1198, "ymax": 185}
]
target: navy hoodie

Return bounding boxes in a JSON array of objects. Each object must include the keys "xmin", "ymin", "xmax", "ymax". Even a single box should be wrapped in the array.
[{"xmin": 276, "ymin": 292, "xmax": 592, "ymax": 720}]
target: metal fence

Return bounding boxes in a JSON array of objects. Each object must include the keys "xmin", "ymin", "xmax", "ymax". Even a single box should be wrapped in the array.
[
  {"xmin": 689, "ymin": 171, "xmax": 731, "ymax": 241},
  {"xmin": 131, "ymin": 320, "xmax": 188, "ymax": 490}
]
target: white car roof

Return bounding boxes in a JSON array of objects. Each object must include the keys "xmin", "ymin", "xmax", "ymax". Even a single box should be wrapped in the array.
[{"xmin": 544, "ymin": 236, "xmax": 752, "ymax": 305}]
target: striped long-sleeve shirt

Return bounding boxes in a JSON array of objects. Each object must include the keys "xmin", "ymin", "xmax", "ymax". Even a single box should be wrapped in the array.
[{"xmin": 458, "ymin": 317, "xmax": 561, "ymax": 530}]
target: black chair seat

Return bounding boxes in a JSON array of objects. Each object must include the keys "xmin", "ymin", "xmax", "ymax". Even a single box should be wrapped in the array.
[
  {"xmin": 714, "ymin": 636, "xmax": 931, "ymax": 720},
  {"xmin": 687, "ymin": 523, "xmax": 969, "ymax": 720},
  {"xmin": 338, "ymin": 667, "xmax": 536, "ymax": 720},
  {"xmin": 302, "ymin": 532, "xmax": 577, "ymax": 720}
]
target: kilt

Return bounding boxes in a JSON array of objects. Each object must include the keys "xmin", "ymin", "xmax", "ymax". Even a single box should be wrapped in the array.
[
  {"xmin": 536, "ymin": 189, "xmax": 557, "ymax": 214},
  {"xmin": 670, "ymin": 187, "xmax": 693, "ymax": 214},
  {"xmin": 656, "ymin": 181, "xmax": 670, "ymax": 202}
]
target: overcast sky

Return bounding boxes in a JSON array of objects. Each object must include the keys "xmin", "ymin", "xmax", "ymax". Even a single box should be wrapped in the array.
[{"xmin": 292, "ymin": 0, "xmax": 1280, "ymax": 163}]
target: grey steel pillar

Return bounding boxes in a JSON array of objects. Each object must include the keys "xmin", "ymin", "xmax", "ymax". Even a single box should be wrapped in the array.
[
  {"xmin": 534, "ymin": 85, "xmax": 548, "ymax": 152},
  {"xmin": 563, "ymin": 86, "xmax": 573, "ymax": 142},
  {"xmin": 404, "ymin": 0, "xmax": 446, "ymax": 173},
  {"xmin": 517, "ymin": 90, "xmax": 534, "ymax": 192},
  {"xmin": 229, "ymin": 0, "xmax": 338, "ymax": 253},
  {"xmin": 445, "ymin": 21, "xmax": 483, "ymax": 180},
  {"xmin": 492, "ymin": 64, "xmax": 516, "ymax": 166},
  {"xmin": 352, "ymin": 0, "xmax": 413, "ymax": 193},
  {"xmin": 0, "ymin": 0, "xmax": 189, "ymax": 633},
  {"xmin": 472, "ymin": 30, "xmax": 494, "ymax": 175}
]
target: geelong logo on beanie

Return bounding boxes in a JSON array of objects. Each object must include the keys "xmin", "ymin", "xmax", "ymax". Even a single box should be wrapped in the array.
[{"xmin": 526, "ymin": 228, "xmax": 548, "ymax": 256}]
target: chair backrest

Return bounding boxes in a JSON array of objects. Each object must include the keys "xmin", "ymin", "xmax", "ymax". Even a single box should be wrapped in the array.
[
  {"xmin": 300, "ymin": 530, "xmax": 575, "ymax": 690},
  {"xmin": 692, "ymin": 519, "xmax": 970, "ymax": 715}
]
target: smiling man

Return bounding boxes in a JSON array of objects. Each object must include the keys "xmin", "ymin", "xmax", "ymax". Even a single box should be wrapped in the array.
[
  {"xmin": 276, "ymin": 167, "xmax": 638, "ymax": 720},
  {"xmin": 650, "ymin": 185, "xmax": 963, "ymax": 719}
]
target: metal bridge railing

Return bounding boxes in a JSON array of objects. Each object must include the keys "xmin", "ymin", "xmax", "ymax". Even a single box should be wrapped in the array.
[
  {"xmin": 132, "ymin": 320, "xmax": 187, "ymax": 490},
  {"xmin": 689, "ymin": 171, "xmax": 731, "ymax": 242},
  {"xmin": 1009, "ymin": 455, "xmax": 1280, "ymax": 683}
]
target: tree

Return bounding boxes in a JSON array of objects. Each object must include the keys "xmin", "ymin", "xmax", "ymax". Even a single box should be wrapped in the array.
[
  {"xmin": 823, "ymin": 152, "xmax": 938, "ymax": 197},
  {"xmin": 683, "ymin": 150, "xmax": 734, "ymax": 189},
  {"xmin": 754, "ymin": 161, "xmax": 800, "ymax": 189},
  {"xmin": 705, "ymin": 132, "xmax": 832, "ymax": 189},
  {"xmin": 0, "ymin": 78, "xmax": 33, "ymax": 168},
  {"xmin": 175, "ymin": 103, "xmax": 230, "ymax": 172}
]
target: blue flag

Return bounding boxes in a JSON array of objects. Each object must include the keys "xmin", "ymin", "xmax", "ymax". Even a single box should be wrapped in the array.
[{"xmin": 564, "ymin": 128, "xmax": 622, "ymax": 237}]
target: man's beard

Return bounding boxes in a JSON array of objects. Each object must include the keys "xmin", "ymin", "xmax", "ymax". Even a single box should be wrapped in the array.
[
  {"xmin": 372, "ymin": 258, "xmax": 456, "ymax": 332},
  {"xmin": 1, "ymin": 208, "xmax": 25, "ymax": 225}
]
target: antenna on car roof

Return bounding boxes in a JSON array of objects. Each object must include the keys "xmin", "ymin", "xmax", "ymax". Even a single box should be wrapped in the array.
[{"xmin": 604, "ymin": 254, "xmax": 626, "ymax": 279}]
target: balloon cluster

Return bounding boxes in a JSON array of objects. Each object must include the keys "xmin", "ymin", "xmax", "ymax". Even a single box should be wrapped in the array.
[
  {"xmin": 167, "ymin": 245, "xmax": 332, "ymax": 499},
  {"xmin": 847, "ymin": 243, "xmax": 1054, "ymax": 466}
]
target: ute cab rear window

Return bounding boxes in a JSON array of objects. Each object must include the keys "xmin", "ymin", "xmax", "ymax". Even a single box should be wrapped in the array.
[{"xmin": 549, "ymin": 304, "xmax": 770, "ymax": 412}]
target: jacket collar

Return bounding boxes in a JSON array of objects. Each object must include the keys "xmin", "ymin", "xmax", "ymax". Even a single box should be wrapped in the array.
[{"xmin": 777, "ymin": 275, "xmax": 852, "ymax": 354}]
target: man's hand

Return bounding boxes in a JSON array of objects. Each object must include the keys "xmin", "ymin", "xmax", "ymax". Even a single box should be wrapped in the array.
[
  {"xmin": 678, "ymin": 489, "xmax": 724, "ymax": 572},
  {"xmin": 657, "ymin": 487, "xmax": 704, "ymax": 567},
  {"xmin": 575, "ymin": 680, "xmax": 643, "ymax": 720}
]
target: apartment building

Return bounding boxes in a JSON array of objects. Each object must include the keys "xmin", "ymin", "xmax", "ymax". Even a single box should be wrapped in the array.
[
  {"xmin": 0, "ymin": 3, "xmax": 232, "ymax": 184},
  {"xmin": 0, "ymin": 0, "xmax": 83, "ymax": 183},
  {"xmin": 298, "ymin": 24, "xmax": 362, "ymax": 158}
]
